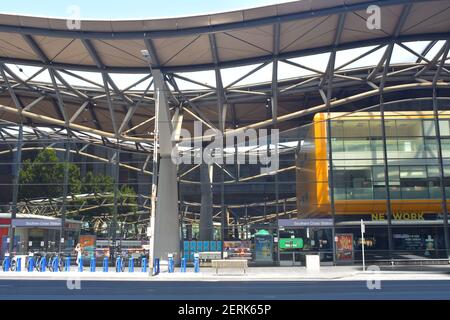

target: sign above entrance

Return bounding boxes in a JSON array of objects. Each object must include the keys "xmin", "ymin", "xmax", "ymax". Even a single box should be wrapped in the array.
[
  {"xmin": 278, "ymin": 219, "xmax": 333, "ymax": 228},
  {"xmin": 12, "ymin": 218, "xmax": 61, "ymax": 228}
]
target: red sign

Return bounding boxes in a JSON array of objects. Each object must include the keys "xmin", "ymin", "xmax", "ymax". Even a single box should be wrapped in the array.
[{"xmin": 336, "ymin": 234, "xmax": 353, "ymax": 262}]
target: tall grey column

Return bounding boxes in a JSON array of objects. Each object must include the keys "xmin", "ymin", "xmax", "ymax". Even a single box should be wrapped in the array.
[
  {"xmin": 149, "ymin": 69, "xmax": 180, "ymax": 264},
  {"xmin": 199, "ymin": 162, "xmax": 214, "ymax": 240}
]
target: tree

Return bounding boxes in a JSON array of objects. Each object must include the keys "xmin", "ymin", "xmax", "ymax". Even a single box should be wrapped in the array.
[{"xmin": 19, "ymin": 148, "xmax": 81, "ymax": 201}]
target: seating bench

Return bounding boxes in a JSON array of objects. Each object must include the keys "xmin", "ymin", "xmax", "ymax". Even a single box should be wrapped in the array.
[{"xmin": 211, "ymin": 259, "xmax": 248, "ymax": 275}]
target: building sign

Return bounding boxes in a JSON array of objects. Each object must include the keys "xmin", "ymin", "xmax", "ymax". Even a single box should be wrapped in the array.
[
  {"xmin": 335, "ymin": 234, "xmax": 353, "ymax": 262},
  {"xmin": 278, "ymin": 219, "xmax": 333, "ymax": 228},
  {"xmin": 11, "ymin": 218, "xmax": 61, "ymax": 228},
  {"xmin": 279, "ymin": 238, "xmax": 304, "ymax": 249},
  {"xmin": 371, "ymin": 212, "xmax": 431, "ymax": 220}
]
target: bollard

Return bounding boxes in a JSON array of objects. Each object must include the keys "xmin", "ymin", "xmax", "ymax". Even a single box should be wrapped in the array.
[
  {"xmin": 52, "ymin": 257, "xmax": 58, "ymax": 272},
  {"xmin": 153, "ymin": 258, "xmax": 160, "ymax": 275},
  {"xmin": 168, "ymin": 254, "xmax": 174, "ymax": 273},
  {"xmin": 116, "ymin": 257, "xmax": 122, "ymax": 272},
  {"xmin": 194, "ymin": 253, "xmax": 200, "ymax": 273},
  {"xmin": 180, "ymin": 258, "xmax": 186, "ymax": 273},
  {"xmin": 90, "ymin": 257, "xmax": 96, "ymax": 272},
  {"xmin": 27, "ymin": 257, "xmax": 34, "ymax": 272},
  {"xmin": 103, "ymin": 257, "xmax": 108, "ymax": 272},
  {"xmin": 64, "ymin": 256, "xmax": 70, "ymax": 272},
  {"xmin": 142, "ymin": 258, "xmax": 147, "ymax": 273},
  {"xmin": 78, "ymin": 257, "xmax": 83, "ymax": 272},
  {"xmin": 39, "ymin": 256, "xmax": 47, "ymax": 272},
  {"xmin": 128, "ymin": 257, "xmax": 134, "ymax": 273},
  {"xmin": 16, "ymin": 257, "xmax": 21, "ymax": 272},
  {"xmin": 3, "ymin": 255, "xmax": 10, "ymax": 272}
]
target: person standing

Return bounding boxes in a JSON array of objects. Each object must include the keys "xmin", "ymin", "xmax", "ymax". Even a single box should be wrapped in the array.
[{"xmin": 75, "ymin": 243, "xmax": 82, "ymax": 267}]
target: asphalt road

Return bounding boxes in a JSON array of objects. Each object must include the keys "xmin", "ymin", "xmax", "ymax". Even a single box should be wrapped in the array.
[{"xmin": 0, "ymin": 280, "xmax": 450, "ymax": 300}]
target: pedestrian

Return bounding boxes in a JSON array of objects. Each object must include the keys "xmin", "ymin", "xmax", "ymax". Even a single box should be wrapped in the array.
[{"xmin": 75, "ymin": 243, "xmax": 82, "ymax": 267}]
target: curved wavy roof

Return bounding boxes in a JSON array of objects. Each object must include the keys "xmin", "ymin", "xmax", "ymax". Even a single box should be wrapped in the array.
[{"xmin": 0, "ymin": 0, "xmax": 449, "ymax": 72}]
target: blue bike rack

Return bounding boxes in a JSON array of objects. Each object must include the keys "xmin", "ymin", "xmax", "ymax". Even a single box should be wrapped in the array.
[
  {"xmin": 103, "ymin": 257, "xmax": 108, "ymax": 272},
  {"xmin": 168, "ymin": 255, "xmax": 174, "ymax": 273},
  {"xmin": 64, "ymin": 257, "xmax": 70, "ymax": 272},
  {"xmin": 194, "ymin": 254, "xmax": 200, "ymax": 273},
  {"xmin": 40, "ymin": 257, "xmax": 46, "ymax": 272},
  {"xmin": 142, "ymin": 258, "xmax": 147, "ymax": 273},
  {"xmin": 180, "ymin": 258, "xmax": 186, "ymax": 273},
  {"xmin": 153, "ymin": 258, "xmax": 160, "ymax": 275},
  {"xmin": 116, "ymin": 257, "xmax": 122, "ymax": 272},
  {"xmin": 90, "ymin": 257, "xmax": 96, "ymax": 272},
  {"xmin": 27, "ymin": 257, "xmax": 34, "ymax": 272},
  {"xmin": 16, "ymin": 257, "xmax": 21, "ymax": 272},
  {"xmin": 128, "ymin": 257, "xmax": 134, "ymax": 273},
  {"xmin": 3, "ymin": 256, "xmax": 10, "ymax": 271},
  {"xmin": 78, "ymin": 257, "xmax": 83, "ymax": 272},
  {"xmin": 51, "ymin": 257, "xmax": 58, "ymax": 272}
]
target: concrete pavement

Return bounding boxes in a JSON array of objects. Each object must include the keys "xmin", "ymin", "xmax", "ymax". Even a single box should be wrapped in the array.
[{"xmin": 1, "ymin": 265, "xmax": 450, "ymax": 281}]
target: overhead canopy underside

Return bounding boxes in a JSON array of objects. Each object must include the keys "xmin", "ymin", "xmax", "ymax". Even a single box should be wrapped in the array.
[{"xmin": 0, "ymin": 0, "xmax": 449, "ymax": 72}]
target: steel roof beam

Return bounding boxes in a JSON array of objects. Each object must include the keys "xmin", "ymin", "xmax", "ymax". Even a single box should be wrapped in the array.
[
  {"xmin": 0, "ymin": 0, "xmax": 424, "ymax": 40},
  {"xmin": 1, "ymin": 32, "xmax": 450, "ymax": 73}
]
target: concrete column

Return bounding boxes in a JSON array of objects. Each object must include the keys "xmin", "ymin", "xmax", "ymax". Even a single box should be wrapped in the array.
[
  {"xmin": 149, "ymin": 69, "xmax": 180, "ymax": 264},
  {"xmin": 153, "ymin": 156, "xmax": 179, "ymax": 261},
  {"xmin": 199, "ymin": 162, "xmax": 213, "ymax": 240}
]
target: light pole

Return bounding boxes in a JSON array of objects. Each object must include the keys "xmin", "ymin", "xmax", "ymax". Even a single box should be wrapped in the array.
[{"xmin": 361, "ymin": 219, "xmax": 365, "ymax": 272}]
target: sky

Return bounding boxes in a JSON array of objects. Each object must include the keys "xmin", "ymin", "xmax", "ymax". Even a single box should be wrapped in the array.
[{"xmin": 0, "ymin": 0, "xmax": 293, "ymax": 19}]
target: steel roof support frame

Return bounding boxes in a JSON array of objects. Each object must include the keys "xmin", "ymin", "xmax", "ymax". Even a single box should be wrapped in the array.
[
  {"xmin": 380, "ymin": 42, "xmax": 395, "ymax": 259},
  {"xmin": 0, "ymin": 64, "xmax": 24, "ymax": 255},
  {"xmin": 0, "ymin": 0, "xmax": 418, "ymax": 40},
  {"xmin": 432, "ymin": 40, "xmax": 450, "ymax": 259},
  {"xmin": 324, "ymin": 12, "xmax": 346, "ymax": 266},
  {"xmin": 49, "ymin": 67, "xmax": 72, "ymax": 254}
]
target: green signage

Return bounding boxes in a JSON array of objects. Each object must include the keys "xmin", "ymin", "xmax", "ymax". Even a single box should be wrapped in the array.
[{"xmin": 279, "ymin": 238, "xmax": 303, "ymax": 249}]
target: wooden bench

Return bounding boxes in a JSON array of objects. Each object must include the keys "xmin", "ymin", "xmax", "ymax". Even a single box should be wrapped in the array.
[{"xmin": 211, "ymin": 259, "xmax": 248, "ymax": 275}]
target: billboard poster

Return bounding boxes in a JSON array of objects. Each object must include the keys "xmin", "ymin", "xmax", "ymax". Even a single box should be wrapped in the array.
[
  {"xmin": 254, "ymin": 234, "xmax": 273, "ymax": 262},
  {"xmin": 336, "ymin": 234, "xmax": 353, "ymax": 262},
  {"xmin": 79, "ymin": 235, "xmax": 96, "ymax": 259},
  {"xmin": 223, "ymin": 241, "xmax": 251, "ymax": 260}
]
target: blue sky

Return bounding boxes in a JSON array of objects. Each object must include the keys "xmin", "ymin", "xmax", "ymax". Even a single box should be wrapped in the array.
[{"xmin": 0, "ymin": 0, "xmax": 288, "ymax": 19}]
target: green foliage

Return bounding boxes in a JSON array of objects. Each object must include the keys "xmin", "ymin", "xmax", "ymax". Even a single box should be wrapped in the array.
[
  {"xmin": 81, "ymin": 171, "xmax": 114, "ymax": 194},
  {"xmin": 19, "ymin": 148, "xmax": 81, "ymax": 200}
]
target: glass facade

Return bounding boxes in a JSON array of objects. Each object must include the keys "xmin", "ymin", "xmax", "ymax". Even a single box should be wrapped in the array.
[{"xmin": 297, "ymin": 110, "xmax": 450, "ymax": 260}]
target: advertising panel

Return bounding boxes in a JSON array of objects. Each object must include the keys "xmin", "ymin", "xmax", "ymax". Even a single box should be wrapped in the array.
[
  {"xmin": 79, "ymin": 235, "xmax": 96, "ymax": 259},
  {"xmin": 254, "ymin": 231, "xmax": 273, "ymax": 262},
  {"xmin": 223, "ymin": 241, "xmax": 251, "ymax": 260},
  {"xmin": 336, "ymin": 233, "xmax": 354, "ymax": 262}
]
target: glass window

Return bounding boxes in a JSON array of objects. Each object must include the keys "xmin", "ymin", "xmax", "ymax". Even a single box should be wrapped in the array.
[
  {"xmin": 385, "ymin": 120, "xmax": 397, "ymax": 137},
  {"xmin": 427, "ymin": 166, "xmax": 440, "ymax": 178},
  {"xmin": 440, "ymin": 120, "xmax": 450, "ymax": 136},
  {"xmin": 343, "ymin": 121, "xmax": 369, "ymax": 138},
  {"xmin": 330, "ymin": 121, "xmax": 343, "ymax": 138},
  {"xmin": 400, "ymin": 166, "xmax": 427, "ymax": 179},
  {"xmin": 372, "ymin": 166, "xmax": 385, "ymax": 181},
  {"xmin": 396, "ymin": 120, "xmax": 423, "ymax": 137},
  {"xmin": 423, "ymin": 120, "xmax": 436, "ymax": 137}
]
